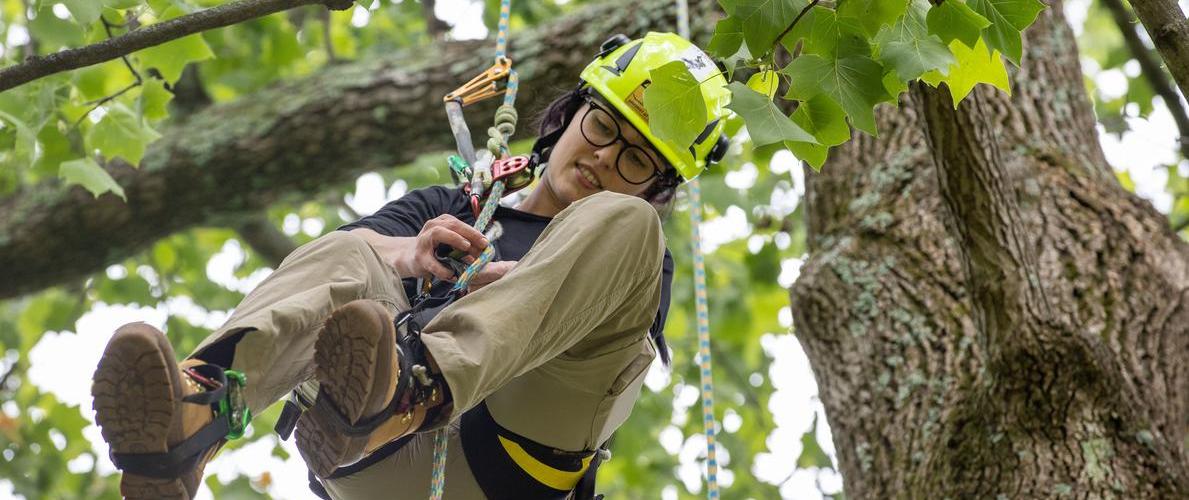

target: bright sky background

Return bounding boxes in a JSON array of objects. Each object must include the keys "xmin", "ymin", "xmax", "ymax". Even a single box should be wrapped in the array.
[{"xmin": 3, "ymin": 1, "xmax": 1186, "ymax": 499}]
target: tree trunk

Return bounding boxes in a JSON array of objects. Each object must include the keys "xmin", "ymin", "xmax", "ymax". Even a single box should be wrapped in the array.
[
  {"xmin": 0, "ymin": 0, "xmax": 721, "ymax": 300},
  {"xmin": 790, "ymin": 2, "xmax": 1189, "ymax": 497}
]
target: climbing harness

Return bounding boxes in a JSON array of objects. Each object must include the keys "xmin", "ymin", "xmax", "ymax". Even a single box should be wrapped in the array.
[{"xmin": 109, "ymin": 365, "xmax": 252, "ymax": 479}]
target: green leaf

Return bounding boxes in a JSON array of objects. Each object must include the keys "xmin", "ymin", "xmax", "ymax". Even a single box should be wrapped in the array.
[
  {"xmin": 805, "ymin": 8, "xmax": 870, "ymax": 59},
  {"xmin": 62, "ymin": 0, "xmax": 103, "ymax": 25},
  {"xmin": 707, "ymin": 16, "xmax": 745, "ymax": 59},
  {"xmin": 28, "ymin": 7, "xmax": 85, "ymax": 49},
  {"xmin": 792, "ymin": 95, "xmax": 851, "ymax": 146},
  {"xmin": 643, "ymin": 61, "xmax": 709, "ymax": 152},
  {"xmin": 59, "ymin": 158, "xmax": 125, "ymax": 199},
  {"xmin": 883, "ymin": 68, "xmax": 909, "ymax": 98},
  {"xmin": 137, "ymin": 7, "xmax": 215, "ymax": 83},
  {"xmin": 926, "ymin": 0, "xmax": 991, "ymax": 47},
  {"xmin": 75, "ymin": 60, "xmax": 139, "ymax": 102},
  {"xmin": 734, "ymin": 0, "xmax": 809, "ymax": 56},
  {"xmin": 720, "ymin": 43, "xmax": 753, "ymax": 80},
  {"xmin": 139, "ymin": 78, "xmax": 174, "ymax": 121},
  {"xmin": 87, "ymin": 103, "xmax": 162, "ymax": 165},
  {"xmin": 787, "ymin": 95, "xmax": 849, "ymax": 170},
  {"xmin": 837, "ymin": 0, "xmax": 909, "ymax": 37},
  {"xmin": 746, "ymin": 69, "xmax": 780, "ymax": 99},
  {"xmin": 32, "ymin": 122, "xmax": 75, "ymax": 178},
  {"xmin": 778, "ymin": 3, "xmax": 821, "ymax": 55},
  {"xmin": 782, "ymin": 54, "xmax": 888, "ymax": 135},
  {"xmin": 0, "ymin": 109, "xmax": 37, "ymax": 163},
  {"xmin": 725, "ymin": 81, "xmax": 816, "ymax": 147},
  {"xmin": 723, "ymin": 113, "xmax": 745, "ymax": 139},
  {"xmin": 921, "ymin": 38, "xmax": 1011, "ymax": 107},
  {"xmin": 967, "ymin": 0, "xmax": 1046, "ymax": 65},
  {"xmin": 875, "ymin": 0, "xmax": 955, "ymax": 81}
]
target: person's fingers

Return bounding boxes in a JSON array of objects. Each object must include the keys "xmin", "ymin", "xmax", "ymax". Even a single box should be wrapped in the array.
[
  {"xmin": 427, "ymin": 226, "xmax": 472, "ymax": 254},
  {"xmin": 473, "ymin": 260, "xmax": 516, "ymax": 284},
  {"xmin": 439, "ymin": 218, "xmax": 489, "ymax": 257}
]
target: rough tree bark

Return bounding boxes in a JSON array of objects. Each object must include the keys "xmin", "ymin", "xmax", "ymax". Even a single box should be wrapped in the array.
[
  {"xmin": 1130, "ymin": 0, "xmax": 1189, "ymax": 103},
  {"xmin": 0, "ymin": 0, "xmax": 721, "ymax": 300},
  {"xmin": 791, "ymin": 2, "xmax": 1188, "ymax": 498}
]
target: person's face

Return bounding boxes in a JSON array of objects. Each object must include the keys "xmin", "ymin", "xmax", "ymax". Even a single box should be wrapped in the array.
[{"xmin": 542, "ymin": 93, "xmax": 666, "ymax": 205}]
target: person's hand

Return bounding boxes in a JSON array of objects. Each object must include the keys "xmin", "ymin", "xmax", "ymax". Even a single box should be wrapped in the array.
[
  {"xmin": 467, "ymin": 260, "xmax": 517, "ymax": 293},
  {"xmin": 349, "ymin": 215, "xmax": 487, "ymax": 281},
  {"xmin": 407, "ymin": 215, "xmax": 489, "ymax": 281}
]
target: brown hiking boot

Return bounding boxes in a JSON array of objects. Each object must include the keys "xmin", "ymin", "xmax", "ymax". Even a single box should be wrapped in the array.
[
  {"xmin": 92, "ymin": 323, "xmax": 230, "ymax": 499},
  {"xmin": 296, "ymin": 299, "xmax": 451, "ymax": 478}
]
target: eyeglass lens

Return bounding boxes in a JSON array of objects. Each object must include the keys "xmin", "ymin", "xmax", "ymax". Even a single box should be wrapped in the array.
[{"xmin": 580, "ymin": 102, "xmax": 659, "ymax": 184}]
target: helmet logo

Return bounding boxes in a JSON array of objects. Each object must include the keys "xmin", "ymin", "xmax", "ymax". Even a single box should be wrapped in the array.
[
  {"xmin": 624, "ymin": 80, "xmax": 651, "ymax": 123},
  {"xmin": 677, "ymin": 46, "xmax": 717, "ymax": 82},
  {"xmin": 682, "ymin": 54, "xmax": 709, "ymax": 72}
]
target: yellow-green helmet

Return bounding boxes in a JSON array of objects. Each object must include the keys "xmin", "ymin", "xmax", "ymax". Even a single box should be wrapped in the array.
[{"xmin": 580, "ymin": 32, "xmax": 731, "ymax": 181}]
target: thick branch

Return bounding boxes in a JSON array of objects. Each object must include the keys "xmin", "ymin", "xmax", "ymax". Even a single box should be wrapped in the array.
[
  {"xmin": 1101, "ymin": 0, "xmax": 1189, "ymax": 158},
  {"xmin": 0, "ymin": 0, "xmax": 353, "ymax": 92},
  {"xmin": 912, "ymin": 83, "xmax": 1053, "ymax": 351},
  {"xmin": 1129, "ymin": 0, "xmax": 1189, "ymax": 106},
  {"xmin": 0, "ymin": 0, "xmax": 720, "ymax": 300},
  {"xmin": 234, "ymin": 214, "xmax": 297, "ymax": 268}
]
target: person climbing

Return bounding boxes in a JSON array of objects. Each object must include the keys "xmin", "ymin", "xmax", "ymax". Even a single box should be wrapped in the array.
[{"xmin": 90, "ymin": 32, "xmax": 730, "ymax": 499}]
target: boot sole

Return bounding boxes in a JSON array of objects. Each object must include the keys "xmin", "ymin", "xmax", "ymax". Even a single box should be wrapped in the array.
[
  {"xmin": 299, "ymin": 300, "xmax": 396, "ymax": 478},
  {"xmin": 92, "ymin": 323, "xmax": 190, "ymax": 500}
]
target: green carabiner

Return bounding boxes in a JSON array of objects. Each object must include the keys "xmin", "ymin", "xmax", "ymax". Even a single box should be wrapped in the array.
[{"xmin": 219, "ymin": 369, "xmax": 253, "ymax": 440}]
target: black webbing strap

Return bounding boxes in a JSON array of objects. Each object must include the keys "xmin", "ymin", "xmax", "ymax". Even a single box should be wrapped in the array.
[
  {"xmin": 275, "ymin": 399, "xmax": 302, "ymax": 441},
  {"xmin": 573, "ymin": 445, "xmax": 607, "ymax": 500},
  {"xmin": 110, "ymin": 364, "xmax": 232, "ymax": 479},
  {"xmin": 308, "ymin": 470, "xmax": 333, "ymax": 500},
  {"xmin": 112, "ymin": 417, "xmax": 230, "ymax": 478}
]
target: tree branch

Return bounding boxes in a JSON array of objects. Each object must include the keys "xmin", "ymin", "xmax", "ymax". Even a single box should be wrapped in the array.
[
  {"xmin": 1128, "ymin": 0, "xmax": 1189, "ymax": 108},
  {"xmin": 234, "ymin": 214, "xmax": 297, "ymax": 268},
  {"xmin": 772, "ymin": 0, "xmax": 820, "ymax": 57},
  {"xmin": 911, "ymin": 82, "xmax": 1054, "ymax": 353},
  {"xmin": 0, "ymin": 0, "xmax": 722, "ymax": 300},
  {"xmin": 0, "ymin": 0, "xmax": 355, "ymax": 92},
  {"xmin": 1101, "ymin": 0, "xmax": 1189, "ymax": 159}
]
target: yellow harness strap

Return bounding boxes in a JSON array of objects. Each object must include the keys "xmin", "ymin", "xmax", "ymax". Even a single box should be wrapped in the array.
[{"xmin": 497, "ymin": 435, "xmax": 594, "ymax": 491}]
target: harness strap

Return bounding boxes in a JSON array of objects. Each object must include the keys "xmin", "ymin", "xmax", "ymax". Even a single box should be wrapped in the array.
[
  {"xmin": 309, "ymin": 340, "xmax": 416, "ymax": 437},
  {"xmin": 572, "ymin": 446, "xmax": 609, "ymax": 500},
  {"xmin": 110, "ymin": 364, "xmax": 240, "ymax": 479},
  {"xmin": 112, "ymin": 416, "xmax": 229, "ymax": 479},
  {"xmin": 460, "ymin": 401, "xmax": 596, "ymax": 499}
]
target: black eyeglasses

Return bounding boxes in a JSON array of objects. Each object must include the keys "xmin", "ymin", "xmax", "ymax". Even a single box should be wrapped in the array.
[{"xmin": 578, "ymin": 94, "xmax": 663, "ymax": 185}]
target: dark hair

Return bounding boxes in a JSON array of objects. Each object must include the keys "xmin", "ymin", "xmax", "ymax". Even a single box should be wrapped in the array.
[{"xmin": 531, "ymin": 86, "xmax": 682, "ymax": 218}]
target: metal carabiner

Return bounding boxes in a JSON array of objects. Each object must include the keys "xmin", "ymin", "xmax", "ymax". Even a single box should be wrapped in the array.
[{"xmin": 443, "ymin": 57, "xmax": 512, "ymax": 106}]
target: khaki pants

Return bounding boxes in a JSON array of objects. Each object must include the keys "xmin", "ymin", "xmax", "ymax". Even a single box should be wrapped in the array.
[{"xmin": 190, "ymin": 192, "xmax": 665, "ymax": 499}]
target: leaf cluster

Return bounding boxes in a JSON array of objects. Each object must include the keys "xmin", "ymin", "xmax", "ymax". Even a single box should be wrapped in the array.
[{"xmin": 642, "ymin": 0, "xmax": 1044, "ymax": 170}]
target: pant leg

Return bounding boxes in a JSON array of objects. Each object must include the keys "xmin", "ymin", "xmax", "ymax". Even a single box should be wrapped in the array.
[
  {"xmin": 188, "ymin": 230, "xmax": 410, "ymax": 415},
  {"xmin": 320, "ymin": 422, "xmax": 484, "ymax": 500},
  {"xmin": 420, "ymin": 191, "xmax": 665, "ymax": 421}
]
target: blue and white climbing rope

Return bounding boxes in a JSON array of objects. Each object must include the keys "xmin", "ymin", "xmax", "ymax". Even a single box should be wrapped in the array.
[
  {"xmin": 429, "ymin": 0, "xmax": 519, "ymax": 496},
  {"xmin": 676, "ymin": 0, "xmax": 721, "ymax": 497}
]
